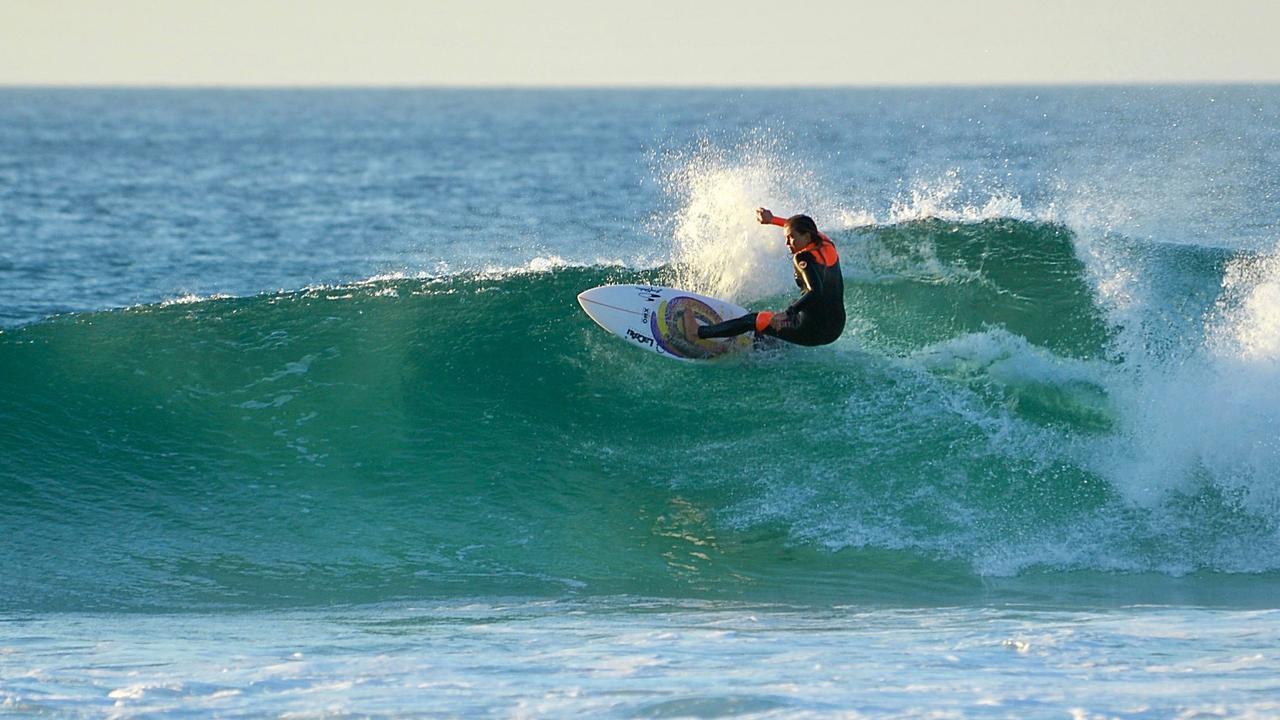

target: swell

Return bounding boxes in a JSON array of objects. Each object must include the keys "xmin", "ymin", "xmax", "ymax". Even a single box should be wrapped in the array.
[{"xmin": 3, "ymin": 220, "xmax": 1277, "ymax": 611}]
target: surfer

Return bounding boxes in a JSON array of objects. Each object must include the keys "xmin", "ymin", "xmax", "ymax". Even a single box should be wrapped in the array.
[{"xmin": 685, "ymin": 208, "xmax": 845, "ymax": 347}]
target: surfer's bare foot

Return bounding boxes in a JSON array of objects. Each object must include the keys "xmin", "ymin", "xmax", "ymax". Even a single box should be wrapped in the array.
[{"xmin": 681, "ymin": 308, "xmax": 700, "ymax": 342}]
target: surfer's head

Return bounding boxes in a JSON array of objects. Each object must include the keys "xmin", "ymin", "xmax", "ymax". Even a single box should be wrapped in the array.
[{"xmin": 783, "ymin": 215, "xmax": 819, "ymax": 253}]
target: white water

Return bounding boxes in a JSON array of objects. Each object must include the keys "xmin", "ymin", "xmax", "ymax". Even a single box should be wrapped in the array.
[{"xmin": 4, "ymin": 601, "xmax": 1279, "ymax": 719}]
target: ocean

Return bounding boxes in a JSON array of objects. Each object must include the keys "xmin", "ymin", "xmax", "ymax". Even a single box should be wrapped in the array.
[{"xmin": 2, "ymin": 87, "xmax": 1279, "ymax": 717}]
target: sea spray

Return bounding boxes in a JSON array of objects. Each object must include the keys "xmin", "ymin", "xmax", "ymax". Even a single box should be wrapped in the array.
[
  {"xmin": 660, "ymin": 137, "xmax": 840, "ymax": 302},
  {"xmin": 1098, "ymin": 243, "xmax": 1280, "ymax": 514}
]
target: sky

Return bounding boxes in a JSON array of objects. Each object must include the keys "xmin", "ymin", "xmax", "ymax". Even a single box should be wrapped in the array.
[{"xmin": 3, "ymin": 0, "xmax": 1279, "ymax": 87}]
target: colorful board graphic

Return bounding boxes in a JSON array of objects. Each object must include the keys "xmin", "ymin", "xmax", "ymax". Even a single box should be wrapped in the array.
[{"xmin": 577, "ymin": 285, "xmax": 755, "ymax": 361}]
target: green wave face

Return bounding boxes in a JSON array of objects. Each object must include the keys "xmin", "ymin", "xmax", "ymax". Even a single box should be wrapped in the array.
[
  {"xmin": 3, "ymin": 220, "xmax": 1276, "ymax": 611},
  {"xmin": 843, "ymin": 219, "xmax": 1112, "ymax": 357}
]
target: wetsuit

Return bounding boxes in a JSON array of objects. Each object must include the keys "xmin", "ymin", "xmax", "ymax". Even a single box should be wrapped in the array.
[{"xmin": 697, "ymin": 217, "xmax": 845, "ymax": 347}]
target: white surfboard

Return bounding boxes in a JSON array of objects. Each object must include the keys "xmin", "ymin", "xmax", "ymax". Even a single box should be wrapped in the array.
[{"xmin": 577, "ymin": 285, "xmax": 755, "ymax": 361}]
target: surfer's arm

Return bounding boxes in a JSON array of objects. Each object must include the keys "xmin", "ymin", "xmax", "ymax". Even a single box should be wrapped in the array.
[{"xmin": 757, "ymin": 207, "xmax": 787, "ymax": 227}]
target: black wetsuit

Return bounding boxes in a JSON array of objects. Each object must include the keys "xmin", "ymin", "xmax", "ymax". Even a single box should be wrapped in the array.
[{"xmin": 698, "ymin": 240, "xmax": 846, "ymax": 347}]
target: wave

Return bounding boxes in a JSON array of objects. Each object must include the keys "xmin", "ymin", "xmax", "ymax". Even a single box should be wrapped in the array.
[{"xmin": 3, "ymin": 219, "xmax": 1279, "ymax": 612}]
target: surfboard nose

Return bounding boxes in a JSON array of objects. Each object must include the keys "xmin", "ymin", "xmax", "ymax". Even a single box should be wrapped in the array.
[
  {"xmin": 576, "ymin": 286, "xmax": 618, "ymax": 328},
  {"xmin": 577, "ymin": 286, "xmax": 618, "ymax": 316},
  {"xmin": 576, "ymin": 288, "xmax": 596, "ymax": 316}
]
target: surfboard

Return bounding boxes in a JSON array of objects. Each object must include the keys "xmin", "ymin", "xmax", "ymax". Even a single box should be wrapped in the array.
[{"xmin": 577, "ymin": 285, "xmax": 755, "ymax": 361}]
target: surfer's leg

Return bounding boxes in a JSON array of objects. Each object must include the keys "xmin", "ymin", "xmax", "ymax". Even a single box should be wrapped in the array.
[{"xmin": 696, "ymin": 313, "xmax": 760, "ymax": 339}]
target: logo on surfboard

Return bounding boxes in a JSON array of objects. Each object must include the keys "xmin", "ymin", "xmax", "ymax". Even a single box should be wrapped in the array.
[
  {"xmin": 635, "ymin": 286, "xmax": 664, "ymax": 302},
  {"xmin": 651, "ymin": 296, "xmax": 750, "ymax": 359}
]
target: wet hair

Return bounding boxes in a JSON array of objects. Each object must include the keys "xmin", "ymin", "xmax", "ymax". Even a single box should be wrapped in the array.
[{"xmin": 783, "ymin": 214, "xmax": 821, "ymax": 244}]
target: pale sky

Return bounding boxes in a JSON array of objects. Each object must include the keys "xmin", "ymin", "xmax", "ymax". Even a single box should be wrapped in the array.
[{"xmin": 3, "ymin": 0, "xmax": 1279, "ymax": 86}]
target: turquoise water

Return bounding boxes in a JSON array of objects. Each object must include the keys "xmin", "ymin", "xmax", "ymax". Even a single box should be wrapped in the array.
[{"xmin": 3, "ymin": 88, "xmax": 1280, "ymax": 716}]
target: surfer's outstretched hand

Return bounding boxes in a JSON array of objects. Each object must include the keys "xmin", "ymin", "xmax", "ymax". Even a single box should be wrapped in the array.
[{"xmin": 756, "ymin": 207, "xmax": 774, "ymax": 225}]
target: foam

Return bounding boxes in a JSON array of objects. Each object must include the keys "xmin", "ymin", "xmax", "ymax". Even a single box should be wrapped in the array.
[
  {"xmin": 912, "ymin": 329, "xmax": 1111, "ymax": 394},
  {"xmin": 157, "ymin": 292, "xmax": 233, "ymax": 307},
  {"xmin": 1099, "ymin": 243, "xmax": 1280, "ymax": 514}
]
